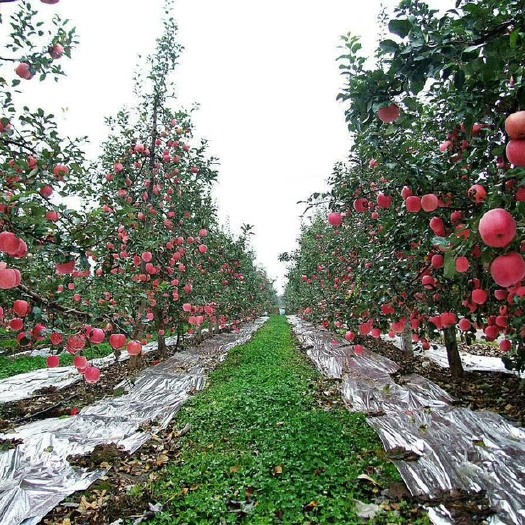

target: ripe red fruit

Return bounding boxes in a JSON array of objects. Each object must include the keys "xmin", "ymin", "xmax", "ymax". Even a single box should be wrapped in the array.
[
  {"xmin": 499, "ymin": 340, "xmax": 512, "ymax": 352},
  {"xmin": 0, "ymin": 268, "xmax": 20, "ymax": 289},
  {"xmin": 53, "ymin": 164, "xmax": 69, "ymax": 179},
  {"xmin": 13, "ymin": 300, "xmax": 30, "ymax": 317},
  {"xmin": 421, "ymin": 194, "xmax": 438, "ymax": 212},
  {"xmin": 484, "ymin": 325, "xmax": 499, "ymax": 341},
  {"xmin": 50, "ymin": 332, "xmax": 64, "ymax": 345},
  {"xmin": 354, "ymin": 344, "xmax": 365, "ymax": 355},
  {"xmin": 344, "ymin": 331, "xmax": 356, "ymax": 342},
  {"xmin": 478, "ymin": 208, "xmax": 516, "ymax": 248},
  {"xmin": 142, "ymin": 251, "xmax": 153, "ymax": 262},
  {"xmin": 10, "ymin": 318, "xmax": 24, "ymax": 331},
  {"xmin": 353, "ymin": 198, "xmax": 368, "ymax": 213},
  {"xmin": 456, "ymin": 256, "xmax": 470, "ymax": 273},
  {"xmin": 15, "ymin": 62, "xmax": 32, "ymax": 80},
  {"xmin": 468, "ymin": 184, "xmax": 487, "ymax": 204},
  {"xmin": 429, "ymin": 217, "xmax": 446, "ymax": 236},
  {"xmin": 198, "ymin": 244, "xmax": 208, "ymax": 254},
  {"xmin": 109, "ymin": 334, "xmax": 127, "ymax": 349},
  {"xmin": 506, "ymin": 139, "xmax": 525, "ymax": 167},
  {"xmin": 47, "ymin": 356, "xmax": 60, "ymax": 368},
  {"xmin": 431, "ymin": 254, "xmax": 444, "ymax": 269},
  {"xmin": 440, "ymin": 141, "xmax": 453, "ymax": 152},
  {"xmin": 40, "ymin": 185, "xmax": 53, "ymax": 198},
  {"xmin": 66, "ymin": 334, "xmax": 86, "ymax": 354},
  {"xmin": 371, "ymin": 328, "xmax": 381, "ymax": 338},
  {"xmin": 0, "ymin": 231, "xmax": 22, "ymax": 255},
  {"xmin": 505, "ymin": 111, "xmax": 525, "ymax": 139},
  {"xmin": 84, "ymin": 366, "xmax": 101, "ymax": 384},
  {"xmin": 490, "ymin": 252, "xmax": 525, "ymax": 287},
  {"xmin": 405, "ymin": 196, "xmax": 421, "ymax": 213},
  {"xmin": 377, "ymin": 104, "xmax": 400, "ymax": 123},
  {"xmin": 56, "ymin": 260, "xmax": 75, "ymax": 275},
  {"xmin": 74, "ymin": 356, "xmax": 88, "ymax": 370},
  {"xmin": 458, "ymin": 318, "xmax": 471, "ymax": 331},
  {"xmin": 127, "ymin": 340, "xmax": 142, "ymax": 356},
  {"xmin": 46, "ymin": 211, "xmax": 60, "ymax": 221},
  {"xmin": 328, "ymin": 212, "xmax": 343, "ymax": 227},
  {"xmin": 472, "ymin": 288, "xmax": 488, "ymax": 305},
  {"xmin": 440, "ymin": 312, "xmax": 457, "ymax": 328},
  {"xmin": 422, "ymin": 275, "xmax": 435, "ymax": 289},
  {"xmin": 377, "ymin": 193, "xmax": 393, "ymax": 209},
  {"xmin": 359, "ymin": 321, "xmax": 373, "ymax": 335},
  {"xmin": 49, "ymin": 43, "xmax": 64, "ymax": 59},
  {"xmin": 401, "ymin": 186, "xmax": 412, "ymax": 199},
  {"xmin": 89, "ymin": 328, "xmax": 105, "ymax": 344}
]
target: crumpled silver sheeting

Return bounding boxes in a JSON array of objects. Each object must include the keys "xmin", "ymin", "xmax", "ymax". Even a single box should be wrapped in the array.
[
  {"xmin": 0, "ymin": 336, "xmax": 181, "ymax": 404},
  {"xmin": 291, "ymin": 321, "xmax": 398, "ymax": 379},
  {"xmin": 0, "ymin": 318, "xmax": 267, "ymax": 525},
  {"xmin": 382, "ymin": 334, "xmax": 524, "ymax": 377},
  {"xmin": 288, "ymin": 316, "xmax": 525, "ymax": 525}
]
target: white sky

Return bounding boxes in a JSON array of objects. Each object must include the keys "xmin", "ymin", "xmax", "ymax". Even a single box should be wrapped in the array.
[{"xmin": 2, "ymin": 0, "xmax": 412, "ymax": 294}]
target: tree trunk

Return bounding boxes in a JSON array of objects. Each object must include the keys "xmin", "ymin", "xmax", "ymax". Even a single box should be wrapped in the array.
[
  {"xmin": 400, "ymin": 323, "xmax": 413, "ymax": 356},
  {"xmin": 157, "ymin": 331, "xmax": 167, "ymax": 358},
  {"xmin": 444, "ymin": 326, "xmax": 464, "ymax": 378}
]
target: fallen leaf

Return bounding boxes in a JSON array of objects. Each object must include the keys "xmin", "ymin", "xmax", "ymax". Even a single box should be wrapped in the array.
[
  {"xmin": 354, "ymin": 499, "xmax": 380, "ymax": 519},
  {"xmin": 229, "ymin": 465, "xmax": 241, "ymax": 473},
  {"xmin": 303, "ymin": 500, "xmax": 318, "ymax": 512},
  {"xmin": 273, "ymin": 465, "xmax": 283, "ymax": 475},
  {"xmin": 148, "ymin": 502, "xmax": 163, "ymax": 512},
  {"xmin": 357, "ymin": 473, "xmax": 381, "ymax": 486},
  {"xmin": 155, "ymin": 454, "xmax": 169, "ymax": 466}
]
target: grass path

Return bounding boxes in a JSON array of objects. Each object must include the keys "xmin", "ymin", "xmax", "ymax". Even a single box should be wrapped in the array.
[{"xmin": 150, "ymin": 316, "xmax": 427, "ymax": 524}]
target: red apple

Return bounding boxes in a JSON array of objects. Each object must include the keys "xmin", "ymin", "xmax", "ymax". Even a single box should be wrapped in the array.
[
  {"xmin": 506, "ymin": 139, "xmax": 525, "ymax": 167},
  {"xmin": 127, "ymin": 340, "xmax": 142, "ymax": 355},
  {"xmin": 458, "ymin": 318, "xmax": 471, "ymax": 331},
  {"xmin": 405, "ymin": 196, "xmax": 421, "ymax": 213},
  {"xmin": 84, "ymin": 366, "xmax": 101, "ymax": 384},
  {"xmin": 478, "ymin": 208, "xmax": 516, "ymax": 248},
  {"xmin": 13, "ymin": 300, "xmax": 30, "ymax": 317},
  {"xmin": 377, "ymin": 104, "xmax": 400, "ymax": 123},
  {"xmin": 328, "ymin": 212, "xmax": 343, "ymax": 227},
  {"xmin": 109, "ymin": 333, "xmax": 127, "ymax": 350},
  {"xmin": 49, "ymin": 43, "xmax": 64, "ymax": 59},
  {"xmin": 15, "ymin": 62, "xmax": 32, "ymax": 80},
  {"xmin": 472, "ymin": 288, "xmax": 488, "ymax": 305},
  {"xmin": 490, "ymin": 252, "xmax": 525, "ymax": 287},
  {"xmin": 421, "ymin": 194, "xmax": 438, "ymax": 212},
  {"xmin": 456, "ymin": 257, "xmax": 470, "ymax": 273},
  {"xmin": 47, "ymin": 355, "xmax": 60, "ymax": 368},
  {"xmin": 505, "ymin": 111, "xmax": 525, "ymax": 139},
  {"xmin": 89, "ymin": 328, "xmax": 105, "ymax": 344}
]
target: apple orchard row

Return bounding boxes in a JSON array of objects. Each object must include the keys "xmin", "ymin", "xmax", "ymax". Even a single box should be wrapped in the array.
[{"xmin": 0, "ymin": 0, "xmax": 275, "ymax": 384}]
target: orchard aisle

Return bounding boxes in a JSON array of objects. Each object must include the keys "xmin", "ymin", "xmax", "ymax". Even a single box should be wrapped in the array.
[
  {"xmin": 0, "ymin": 318, "xmax": 267, "ymax": 525},
  {"xmin": 288, "ymin": 316, "xmax": 525, "ymax": 525},
  {"xmin": 137, "ymin": 315, "xmax": 427, "ymax": 525}
]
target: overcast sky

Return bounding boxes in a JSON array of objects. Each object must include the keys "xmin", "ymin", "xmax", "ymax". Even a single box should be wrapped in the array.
[{"xmin": 3, "ymin": 0, "xmax": 425, "ymax": 293}]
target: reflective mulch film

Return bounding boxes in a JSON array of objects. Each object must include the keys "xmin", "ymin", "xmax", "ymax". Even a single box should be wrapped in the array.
[
  {"xmin": 0, "ymin": 336, "xmax": 180, "ymax": 404},
  {"xmin": 288, "ymin": 316, "xmax": 525, "ymax": 525},
  {"xmin": 0, "ymin": 318, "xmax": 267, "ymax": 525}
]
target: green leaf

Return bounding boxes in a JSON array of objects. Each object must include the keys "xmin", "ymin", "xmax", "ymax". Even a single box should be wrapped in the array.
[
  {"xmin": 379, "ymin": 39, "xmax": 399, "ymax": 54},
  {"xmin": 388, "ymin": 19, "xmax": 412, "ymax": 39},
  {"xmin": 444, "ymin": 252, "xmax": 457, "ymax": 279},
  {"xmin": 454, "ymin": 70, "xmax": 465, "ymax": 89}
]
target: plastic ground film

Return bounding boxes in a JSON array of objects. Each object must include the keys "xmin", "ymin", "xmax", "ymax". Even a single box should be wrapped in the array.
[
  {"xmin": 288, "ymin": 316, "xmax": 525, "ymax": 525},
  {"xmin": 0, "ymin": 317, "xmax": 268, "ymax": 525}
]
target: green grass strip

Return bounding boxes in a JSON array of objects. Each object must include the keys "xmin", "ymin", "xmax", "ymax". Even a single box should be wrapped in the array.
[
  {"xmin": 0, "ymin": 343, "xmax": 115, "ymax": 381},
  {"xmin": 150, "ymin": 316, "xmax": 428, "ymax": 524}
]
